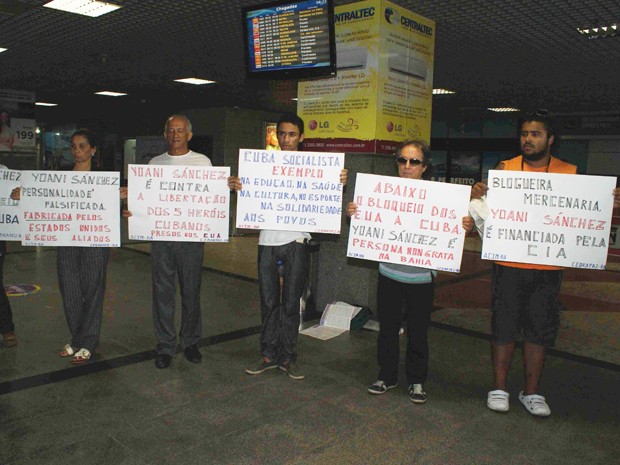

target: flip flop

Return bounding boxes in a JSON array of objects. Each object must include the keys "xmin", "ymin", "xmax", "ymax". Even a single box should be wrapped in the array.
[
  {"xmin": 59, "ymin": 344, "xmax": 75, "ymax": 357},
  {"xmin": 71, "ymin": 348, "xmax": 91, "ymax": 364}
]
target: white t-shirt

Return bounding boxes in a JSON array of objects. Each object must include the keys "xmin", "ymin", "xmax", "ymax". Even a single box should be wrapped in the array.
[
  {"xmin": 258, "ymin": 229, "xmax": 310, "ymax": 246},
  {"xmin": 149, "ymin": 150, "xmax": 212, "ymax": 167}
]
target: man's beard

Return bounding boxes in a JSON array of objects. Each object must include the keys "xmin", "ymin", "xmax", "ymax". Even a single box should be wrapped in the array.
[{"xmin": 522, "ymin": 143, "xmax": 549, "ymax": 162}]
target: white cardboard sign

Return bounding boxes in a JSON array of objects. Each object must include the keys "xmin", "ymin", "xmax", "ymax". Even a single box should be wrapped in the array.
[
  {"xmin": 481, "ymin": 170, "xmax": 617, "ymax": 269},
  {"xmin": 128, "ymin": 164, "xmax": 230, "ymax": 242},
  {"xmin": 19, "ymin": 170, "xmax": 121, "ymax": 247},
  {"xmin": 347, "ymin": 173, "xmax": 471, "ymax": 273},
  {"xmin": 0, "ymin": 169, "xmax": 22, "ymax": 240},
  {"xmin": 236, "ymin": 149, "xmax": 345, "ymax": 234}
]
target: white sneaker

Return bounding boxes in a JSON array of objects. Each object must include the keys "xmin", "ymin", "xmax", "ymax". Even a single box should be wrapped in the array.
[
  {"xmin": 519, "ymin": 391, "xmax": 551, "ymax": 417},
  {"xmin": 487, "ymin": 389, "xmax": 510, "ymax": 412}
]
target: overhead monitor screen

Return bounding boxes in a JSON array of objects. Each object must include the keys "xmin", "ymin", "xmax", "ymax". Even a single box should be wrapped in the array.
[{"xmin": 243, "ymin": 0, "xmax": 336, "ymax": 79}]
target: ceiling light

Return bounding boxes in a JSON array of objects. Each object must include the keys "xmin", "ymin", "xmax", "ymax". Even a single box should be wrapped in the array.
[
  {"xmin": 94, "ymin": 91, "xmax": 127, "ymax": 97},
  {"xmin": 488, "ymin": 107, "xmax": 520, "ymax": 112},
  {"xmin": 577, "ymin": 24, "xmax": 618, "ymax": 39},
  {"xmin": 433, "ymin": 88, "xmax": 456, "ymax": 95},
  {"xmin": 0, "ymin": 48, "xmax": 7, "ymax": 54},
  {"xmin": 174, "ymin": 78, "xmax": 216, "ymax": 85},
  {"xmin": 43, "ymin": 0, "xmax": 121, "ymax": 17},
  {"xmin": 35, "ymin": 102, "xmax": 58, "ymax": 106}
]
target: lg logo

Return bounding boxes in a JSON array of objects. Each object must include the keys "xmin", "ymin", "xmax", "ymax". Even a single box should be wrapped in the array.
[{"xmin": 308, "ymin": 120, "xmax": 329, "ymax": 130}]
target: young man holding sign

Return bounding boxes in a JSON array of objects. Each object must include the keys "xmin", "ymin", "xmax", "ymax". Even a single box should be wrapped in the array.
[
  {"xmin": 472, "ymin": 111, "xmax": 620, "ymax": 416},
  {"xmin": 238, "ymin": 113, "xmax": 347, "ymax": 380}
]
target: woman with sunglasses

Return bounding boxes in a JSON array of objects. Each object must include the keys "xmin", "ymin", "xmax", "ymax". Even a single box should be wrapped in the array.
[{"xmin": 347, "ymin": 140, "xmax": 474, "ymax": 404}]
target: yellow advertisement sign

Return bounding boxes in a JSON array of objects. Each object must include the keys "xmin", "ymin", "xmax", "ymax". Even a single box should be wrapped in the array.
[
  {"xmin": 376, "ymin": 1, "xmax": 435, "ymax": 151},
  {"xmin": 298, "ymin": 0, "xmax": 434, "ymax": 154}
]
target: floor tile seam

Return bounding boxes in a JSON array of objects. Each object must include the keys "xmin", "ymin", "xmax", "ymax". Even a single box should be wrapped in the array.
[
  {"xmin": 119, "ymin": 245, "xmax": 258, "ymax": 283},
  {"xmin": 429, "ymin": 319, "xmax": 620, "ymax": 372},
  {"xmin": 0, "ymin": 325, "xmax": 263, "ymax": 397}
]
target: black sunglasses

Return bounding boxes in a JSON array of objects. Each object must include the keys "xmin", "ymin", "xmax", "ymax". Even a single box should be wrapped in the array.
[
  {"xmin": 396, "ymin": 157, "xmax": 423, "ymax": 166},
  {"xmin": 527, "ymin": 109, "xmax": 549, "ymax": 117}
]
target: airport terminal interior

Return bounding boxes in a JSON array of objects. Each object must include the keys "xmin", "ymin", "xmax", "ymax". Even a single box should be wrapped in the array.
[
  {"xmin": 1, "ymin": 1, "xmax": 620, "ymax": 464},
  {"xmin": 1, "ymin": 233, "xmax": 619, "ymax": 464}
]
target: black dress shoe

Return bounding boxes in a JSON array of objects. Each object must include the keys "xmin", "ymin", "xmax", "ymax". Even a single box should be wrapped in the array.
[
  {"xmin": 155, "ymin": 354, "xmax": 172, "ymax": 369},
  {"xmin": 184, "ymin": 344, "xmax": 202, "ymax": 363}
]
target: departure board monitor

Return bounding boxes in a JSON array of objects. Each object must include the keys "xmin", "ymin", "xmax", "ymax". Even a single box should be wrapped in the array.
[{"xmin": 242, "ymin": 0, "xmax": 336, "ymax": 80}]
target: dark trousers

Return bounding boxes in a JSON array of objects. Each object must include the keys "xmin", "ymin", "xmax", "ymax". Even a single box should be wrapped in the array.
[
  {"xmin": 57, "ymin": 246, "xmax": 110, "ymax": 351},
  {"xmin": 151, "ymin": 241, "xmax": 204, "ymax": 355},
  {"xmin": 258, "ymin": 242, "xmax": 308, "ymax": 363},
  {"xmin": 377, "ymin": 274, "xmax": 434, "ymax": 386},
  {"xmin": 0, "ymin": 241, "xmax": 15, "ymax": 334}
]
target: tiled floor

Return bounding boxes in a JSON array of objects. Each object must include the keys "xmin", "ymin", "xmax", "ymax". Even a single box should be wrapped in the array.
[{"xmin": 1, "ymin": 236, "xmax": 619, "ymax": 465}]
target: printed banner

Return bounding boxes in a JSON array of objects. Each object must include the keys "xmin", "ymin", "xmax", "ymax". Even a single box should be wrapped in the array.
[
  {"xmin": 19, "ymin": 171, "xmax": 121, "ymax": 247},
  {"xmin": 0, "ymin": 169, "xmax": 21, "ymax": 240},
  {"xmin": 236, "ymin": 149, "xmax": 344, "ymax": 234},
  {"xmin": 347, "ymin": 173, "xmax": 471, "ymax": 272},
  {"xmin": 128, "ymin": 164, "xmax": 230, "ymax": 242},
  {"xmin": 481, "ymin": 170, "xmax": 617, "ymax": 269}
]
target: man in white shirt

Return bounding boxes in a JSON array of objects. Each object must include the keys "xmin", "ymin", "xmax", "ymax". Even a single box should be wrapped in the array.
[{"xmin": 125, "ymin": 115, "xmax": 211, "ymax": 369}]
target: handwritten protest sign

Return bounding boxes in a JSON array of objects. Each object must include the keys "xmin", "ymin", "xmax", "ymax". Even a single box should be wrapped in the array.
[
  {"xmin": 347, "ymin": 173, "xmax": 471, "ymax": 272},
  {"xmin": 128, "ymin": 164, "xmax": 230, "ymax": 242},
  {"xmin": 19, "ymin": 170, "xmax": 121, "ymax": 247},
  {"xmin": 481, "ymin": 170, "xmax": 617, "ymax": 269},
  {"xmin": 0, "ymin": 169, "xmax": 21, "ymax": 240},
  {"xmin": 236, "ymin": 149, "xmax": 345, "ymax": 234}
]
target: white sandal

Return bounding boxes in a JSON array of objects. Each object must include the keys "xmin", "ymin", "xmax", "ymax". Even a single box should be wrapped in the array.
[
  {"xmin": 487, "ymin": 389, "xmax": 510, "ymax": 412},
  {"xmin": 519, "ymin": 391, "xmax": 551, "ymax": 417},
  {"xmin": 59, "ymin": 344, "xmax": 75, "ymax": 357},
  {"xmin": 72, "ymin": 348, "xmax": 91, "ymax": 365}
]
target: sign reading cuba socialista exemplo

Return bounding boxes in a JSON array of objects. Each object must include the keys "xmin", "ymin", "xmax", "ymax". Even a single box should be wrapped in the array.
[
  {"xmin": 128, "ymin": 164, "xmax": 230, "ymax": 242},
  {"xmin": 236, "ymin": 149, "xmax": 345, "ymax": 234},
  {"xmin": 19, "ymin": 170, "xmax": 121, "ymax": 247},
  {"xmin": 347, "ymin": 173, "xmax": 471, "ymax": 272},
  {"xmin": 481, "ymin": 170, "xmax": 617, "ymax": 269}
]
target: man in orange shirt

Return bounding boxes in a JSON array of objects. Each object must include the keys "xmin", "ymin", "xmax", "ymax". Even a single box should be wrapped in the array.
[{"xmin": 472, "ymin": 111, "xmax": 619, "ymax": 417}]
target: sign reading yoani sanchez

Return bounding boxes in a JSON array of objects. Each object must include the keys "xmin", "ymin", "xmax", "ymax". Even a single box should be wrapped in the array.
[
  {"xmin": 481, "ymin": 170, "xmax": 617, "ymax": 269},
  {"xmin": 236, "ymin": 149, "xmax": 345, "ymax": 234},
  {"xmin": 128, "ymin": 164, "xmax": 230, "ymax": 242},
  {"xmin": 19, "ymin": 170, "xmax": 121, "ymax": 247},
  {"xmin": 347, "ymin": 173, "xmax": 471, "ymax": 272},
  {"xmin": 0, "ymin": 168, "xmax": 21, "ymax": 240}
]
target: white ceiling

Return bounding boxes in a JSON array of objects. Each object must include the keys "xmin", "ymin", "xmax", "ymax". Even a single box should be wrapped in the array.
[{"xmin": 1, "ymin": 0, "xmax": 619, "ymax": 125}]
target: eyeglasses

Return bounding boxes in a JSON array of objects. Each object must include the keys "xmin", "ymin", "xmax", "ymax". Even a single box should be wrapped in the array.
[
  {"xmin": 527, "ymin": 109, "xmax": 549, "ymax": 117},
  {"xmin": 396, "ymin": 157, "xmax": 423, "ymax": 166}
]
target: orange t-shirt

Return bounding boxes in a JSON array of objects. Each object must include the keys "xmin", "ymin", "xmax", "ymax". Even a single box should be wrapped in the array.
[{"xmin": 495, "ymin": 155, "xmax": 577, "ymax": 271}]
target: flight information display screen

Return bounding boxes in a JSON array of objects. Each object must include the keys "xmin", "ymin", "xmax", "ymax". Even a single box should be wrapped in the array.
[{"xmin": 243, "ymin": 0, "xmax": 336, "ymax": 79}]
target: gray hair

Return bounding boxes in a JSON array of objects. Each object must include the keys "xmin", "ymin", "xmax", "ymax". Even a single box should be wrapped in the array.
[{"xmin": 165, "ymin": 114, "xmax": 192, "ymax": 133}]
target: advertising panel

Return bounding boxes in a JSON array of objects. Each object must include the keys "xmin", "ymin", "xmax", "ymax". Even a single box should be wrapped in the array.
[{"xmin": 298, "ymin": 0, "xmax": 434, "ymax": 154}]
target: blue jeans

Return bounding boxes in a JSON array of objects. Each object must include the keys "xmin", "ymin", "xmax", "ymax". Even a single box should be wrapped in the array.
[{"xmin": 258, "ymin": 241, "xmax": 308, "ymax": 363}]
